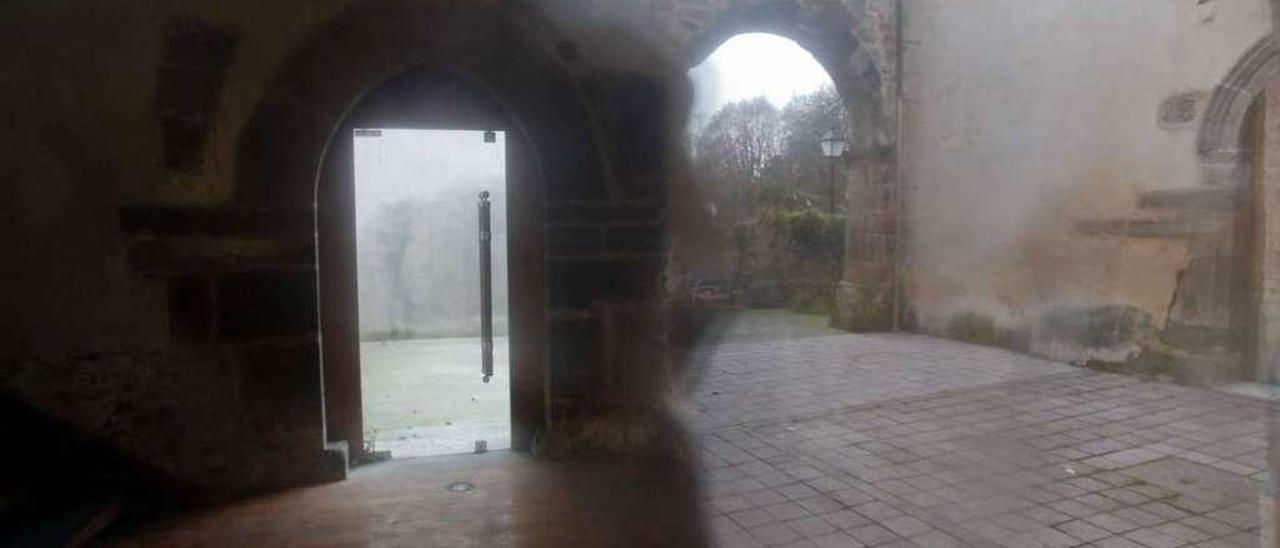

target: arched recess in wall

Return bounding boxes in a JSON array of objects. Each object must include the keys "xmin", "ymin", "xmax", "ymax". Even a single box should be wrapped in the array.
[
  {"xmin": 1198, "ymin": 32, "xmax": 1280, "ymax": 381},
  {"xmin": 1199, "ymin": 34, "xmax": 1280, "ymax": 187},
  {"xmin": 234, "ymin": 0, "xmax": 607, "ymax": 460},
  {"xmin": 684, "ymin": 2, "xmax": 885, "ymax": 154},
  {"xmin": 680, "ymin": 0, "xmax": 899, "ymax": 331}
]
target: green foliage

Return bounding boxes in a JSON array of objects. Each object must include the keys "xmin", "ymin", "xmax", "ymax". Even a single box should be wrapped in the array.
[
  {"xmin": 689, "ymin": 85, "xmax": 853, "ymax": 316},
  {"xmin": 765, "ymin": 208, "xmax": 845, "ymax": 261},
  {"xmin": 692, "ymin": 87, "xmax": 850, "ymax": 221}
]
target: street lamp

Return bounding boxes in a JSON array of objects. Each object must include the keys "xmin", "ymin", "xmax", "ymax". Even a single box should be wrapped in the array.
[{"xmin": 819, "ymin": 128, "xmax": 848, "ymax": 214}]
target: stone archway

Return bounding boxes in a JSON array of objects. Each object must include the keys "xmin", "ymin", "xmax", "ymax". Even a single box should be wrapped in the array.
[
  {"xmin": 313, "ymin": 66, "xmax": 548, "ymax": 460},
  {"xmin": 233, "ymin": 0, "xmax": 610, "ymax": 463},
  {"xmin": 1199, "ymin": 34, "xmax": 1280, "ymax": 188},
  {"xmin": 667, "ymin": 0, "xmax": 901, "ymax": 331},
  {"xmin": 1199, "ymin": 31, "xmax": 1280, "ymax": 381}
]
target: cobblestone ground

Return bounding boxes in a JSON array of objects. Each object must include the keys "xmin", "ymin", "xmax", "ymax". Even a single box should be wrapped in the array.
[{"xmin": 691, "ymin": 334, "xmax": 1274, "ymax": 548}]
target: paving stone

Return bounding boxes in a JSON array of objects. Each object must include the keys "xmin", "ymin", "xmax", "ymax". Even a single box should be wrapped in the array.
[
  {"xmin": 797, "ymin": 495, "xmax": 846, "ymax": 515},
  {"xmin": 732, "ymin": 508, "xmax": 780, "ymax": 529},
  {"xmin": 880, "ymin": 515, "xmax": 932, "ymax": 538},
  {"xmin": 854, "ymin": 502, "xmax": 905, "ymax": 521},
  {"xmin": 848, "ymin": 524, "xmax": 900, "ymax": 546},
  {"xmin": 780, "ymin": 483, "xmax": 824, "ymax": 501},
  {"xmin": 1084, "ymin": 513, "xmax": 1141, "ymax": 534},
  {"xmin": 746, "ymin": 489, "xmax": 790, "ymax": 507},
  {"xmin": 1114, "ymin": 508, "xmax": 1166, "ymax": 528},
  {"xmin": 832, "ymin": 488, "xmax": 877, "ymax": 506},
  {"xmin": 716, "ymin": 494, "xmax": 757, "ymax": 513},
  {"xmin": 807, "ymin": 476, "xmax": 854, "ymax": 493},
  {"xmin": 810, "ymin": 532, "xmax": 866, "ymax": 548},
  {"xmin": 1149, "ymin": 522, "xmax": 1209, "ymax": 544},
  {"xmin": 1103, "ymin": 488, "xmax": 1152, "ymax": 506},
  {"xmin": 692, "ymin": 334, "xmax": 1268, "ymax": 548},
  {"xmin": 1123, "ymin": 527, "xmax": 1187, "ymax": 548},
  {"xmin": 1019, "ymin": 527, "xmax": 1083, "ymax": 548},
  {"xmin": 752, "ymin": 522, "xmax": 804, "ymax": 545},
  {"xmin": 1140, "ymin": 502, "xmax": 1191, "ymax": 522},
  {"xmin": 1093, "ymin": 536, "xmax": 1147, "ymax": 548},
  {"xmin": 1174, "ymin": 516, "xmax": 1235, "ymax": 538},
  {"xmin": 1025, "ymin": 506, "xmax": 1075, "ymax": 526},
  {"xmin": 1049, "ymin": 499, "xmax": 1100, "ymax": 519},
  {"xmin": 789, "ymin": 516, "xmax": 839, "ymax": 538},
  {"xmin": 993, "ymin": 512, "xmax": 1045, "ymax": 533},
  {"xmin": 1057, "ymin": 519, "xmax": 1112, "ymax": 543},
  {"xmin": 909, "ymin": 530, "xmax": 966, "ymax": 547},
  {"xmin": 822, "ymin": 510, "xmax": 872, "ymax": 531},
  {"xmin": 766, "ymin": 501, "xmax": 813, "ymax": 521},
  {"xmin": 719, "ymin": 530, "xmax": 768, "ymax": 548}
]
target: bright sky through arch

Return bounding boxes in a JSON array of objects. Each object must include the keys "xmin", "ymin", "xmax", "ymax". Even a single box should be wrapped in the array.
[{"xmin": 687, "ymin": 33, "xmax": 835, "ymax": 132}]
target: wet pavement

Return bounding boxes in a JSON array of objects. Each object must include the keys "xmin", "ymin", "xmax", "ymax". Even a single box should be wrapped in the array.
[
  {"xmin": 109, "ymin": 327, "xmax": 1275, "ymax": 547},
  {"xmin": 692, "ymin": 334, "xmax": 1273, "ymax": 547}
]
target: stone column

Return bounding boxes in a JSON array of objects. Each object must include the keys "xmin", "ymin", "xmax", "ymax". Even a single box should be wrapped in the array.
[
  {"xmin": 1257, "ymin": 83, "xmax": 1280, "ymax": 382},
  {"xmin": 833, "ymin": 148, "xmax": 896, "ymax": 331},
  {"xmin": 1259, "ymin": 82, "xmax": 1280, "ymax": 548}
]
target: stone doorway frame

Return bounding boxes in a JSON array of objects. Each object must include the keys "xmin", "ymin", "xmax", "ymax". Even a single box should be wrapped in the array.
[
  {"xmin": 672, "ymin": 0, "xmax": 902, "ymax": 331},
  {"xmin": 233, "ymin": 0, "xmax": 609, "ymax": 463},
  {"xmin": 1199, "ymin": 32, "xmax": 1280, "ymax": 381},
  {"xmin": 315, "ymin": 68, "xmax": 543, "ymax": 460}
]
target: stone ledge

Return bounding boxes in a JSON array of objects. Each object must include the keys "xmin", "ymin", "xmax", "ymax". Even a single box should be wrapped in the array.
[
  {"xmin": 126, "ymin": 237, "xmax": 315, "ymax": 276},
  {"xmin": 119, "ymin": 206, "xmax": 314, "ymax": 237},
  {"xmin": 1138, "ymin": 189, "xmax": 1241, "ymax": 211},
  {"xmin": 1074, "ymin": 218, "xmax": 1229, "ymax": 239}
]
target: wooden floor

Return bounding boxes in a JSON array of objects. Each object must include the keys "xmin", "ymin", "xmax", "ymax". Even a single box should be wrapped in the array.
[{"xmin": 102, "ymin": 451, "xmax": 708, "ymax": 547}]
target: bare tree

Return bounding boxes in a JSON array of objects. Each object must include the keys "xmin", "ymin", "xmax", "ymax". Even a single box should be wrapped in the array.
[
  {"xmin": 687, "ymin": 89, "xmax": 852, "ymax": 311},
  {"xmin": 693, "ymin": 97, "xmax": 782, "ymax": 220},
  {"xmin": 776, "ymin": 86, "xmax": 851, "ymax": 210}
]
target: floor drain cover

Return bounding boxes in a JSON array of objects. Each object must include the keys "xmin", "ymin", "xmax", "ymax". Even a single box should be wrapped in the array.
[{"xmin": 447, "ymin": 481, "xmax": 475, "ymax": 493}]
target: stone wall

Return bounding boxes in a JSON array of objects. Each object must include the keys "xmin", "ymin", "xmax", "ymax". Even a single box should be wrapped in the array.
[
  {"xmin": 0, "ymin": 0, "xmax": 898, "ymax": 497},
  {"xmin": 0, "ymin": 0, "xmax": 671, "ymax": 497},
  {"xmin": 0, "ymin": 0, "xmax": 354, "ymax": 496}
]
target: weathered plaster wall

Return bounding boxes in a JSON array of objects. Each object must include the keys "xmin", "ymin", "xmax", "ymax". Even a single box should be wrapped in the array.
[{"xmin": 903, "ymin": 0, "xmax": 1271, "ymax": 369}]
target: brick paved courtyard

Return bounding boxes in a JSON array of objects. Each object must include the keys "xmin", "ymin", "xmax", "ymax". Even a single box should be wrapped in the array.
[
  {"xmin": 691, "ymin": 333, "xmax": 1275, "ymax": 547},
  {"xmin": 111, "ymin": 329, "xmax": 1277, "ymax": 547}
]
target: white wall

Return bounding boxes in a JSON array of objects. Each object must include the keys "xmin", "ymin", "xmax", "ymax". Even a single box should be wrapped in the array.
[{"xmin": 903, "ymin": 1, "xmax": 1270, "ymax": 350}]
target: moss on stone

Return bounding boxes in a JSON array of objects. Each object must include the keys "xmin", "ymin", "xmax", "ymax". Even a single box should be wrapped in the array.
[{"xmin": 946, "ymin": 312, "xmax": 999, "ymax": 346}]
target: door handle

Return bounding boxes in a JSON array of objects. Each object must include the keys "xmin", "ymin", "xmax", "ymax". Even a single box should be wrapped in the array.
[{"xmin": 478, "ymin": 191, "xmax": 494, "ymax": 383}]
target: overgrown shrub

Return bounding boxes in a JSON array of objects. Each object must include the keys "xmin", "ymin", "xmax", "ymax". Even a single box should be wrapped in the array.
[{"xmin": 766, "ymin": 208, "xmax": 845, "ymax": 262}]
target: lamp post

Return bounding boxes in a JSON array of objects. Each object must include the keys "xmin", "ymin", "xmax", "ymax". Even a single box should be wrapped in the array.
[{"xmin": 819, "ymin": 128, "xmax": 848, "ymax": 214}]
